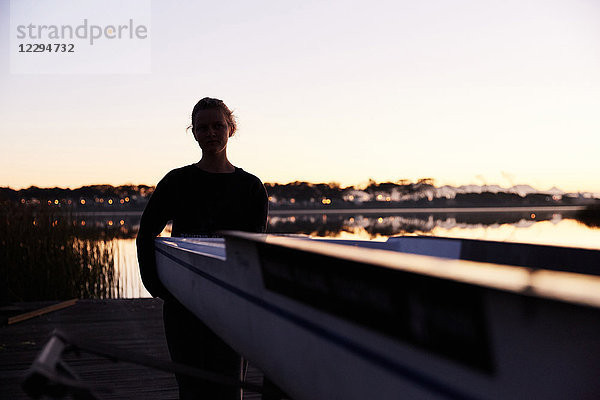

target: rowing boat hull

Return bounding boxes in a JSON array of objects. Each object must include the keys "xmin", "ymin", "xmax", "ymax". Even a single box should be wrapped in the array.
[{"xmin": 155, "ymin": 233, "xmax": 600, "ymax": 400}]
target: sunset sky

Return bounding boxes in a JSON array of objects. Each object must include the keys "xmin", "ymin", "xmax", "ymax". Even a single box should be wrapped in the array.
[{"xmin": 1, "ymin": 0, "xmax": 599, "ymax": 193}]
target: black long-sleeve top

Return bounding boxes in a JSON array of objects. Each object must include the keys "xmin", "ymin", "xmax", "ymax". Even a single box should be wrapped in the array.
[{"xmin": 136, "ymin": 165, "xmax": 269, "ymax": 297}]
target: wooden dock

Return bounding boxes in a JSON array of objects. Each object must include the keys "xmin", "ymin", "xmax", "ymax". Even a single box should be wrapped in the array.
[{"xmin": 0, "ymin": 299, "xmax": 265, "ymax": 399}]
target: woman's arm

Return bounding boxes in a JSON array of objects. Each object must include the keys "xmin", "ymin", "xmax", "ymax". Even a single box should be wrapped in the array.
[
  {"xmin": 252, "ymin": 180, "xmax": 269, "ymax": 233},
  {"xmin": 136, "ymin": 174, "xmax": 174, "ymax": 298}
]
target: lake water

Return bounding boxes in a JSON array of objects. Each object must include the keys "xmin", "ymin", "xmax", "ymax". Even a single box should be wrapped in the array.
[{"xmin": 107, "ymin": 210, "xmax": 600, "ymax": 298}]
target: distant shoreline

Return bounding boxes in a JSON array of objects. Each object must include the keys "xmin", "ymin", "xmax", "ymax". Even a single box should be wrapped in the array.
[
  {"xmin": 67, "ymin": 205, "xmax": 586, "ymax": 217},
  {"xmin": 269, "ymin": 205, "xmax": 587, "ymax": 215}
]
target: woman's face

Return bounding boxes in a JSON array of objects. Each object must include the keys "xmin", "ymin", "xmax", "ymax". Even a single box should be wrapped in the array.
[{"xmin": 192, "ymin": 109, "xmax": 232, "ymax": 155}]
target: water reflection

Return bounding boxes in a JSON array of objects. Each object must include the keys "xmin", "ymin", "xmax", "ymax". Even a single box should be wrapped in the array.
[
  {"xmin": 114, "ymin": 238, "xmax": 150, "ymax": 298},
  {"xmin": 5, "ymin": 209, "xmax": 599, "ymax": 300},
  {"xmin": 64, "ymin": 211, "xmax": 600, "ymax": 299},
  {"xmin": 266, "ymin": 209, "xmax": 597, "ymax": 245}
]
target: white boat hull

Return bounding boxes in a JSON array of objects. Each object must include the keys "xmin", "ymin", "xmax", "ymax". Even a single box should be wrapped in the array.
[{"xmin": 155, "ymin": 233, "xmax": 600, "ymax": 400}]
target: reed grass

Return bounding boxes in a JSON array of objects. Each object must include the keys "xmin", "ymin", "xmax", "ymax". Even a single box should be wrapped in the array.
[{"xmin": 0, "ymin": 203, "xmax": 120, "ymax": 302}]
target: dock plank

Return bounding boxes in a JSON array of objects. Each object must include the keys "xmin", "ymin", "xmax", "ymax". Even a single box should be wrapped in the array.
[{"xmin": 0, "ymin": 299, "xmax": 267, "ymax": 399}]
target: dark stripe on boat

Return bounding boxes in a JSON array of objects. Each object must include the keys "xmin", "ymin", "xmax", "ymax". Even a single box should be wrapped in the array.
[
  {"xmin": 155, "ymin": 246, "xmax": 483, "ymax": 400},
  {"xmin": 256, "ymin": 242, "xmax": 493, "ymax": 373}
]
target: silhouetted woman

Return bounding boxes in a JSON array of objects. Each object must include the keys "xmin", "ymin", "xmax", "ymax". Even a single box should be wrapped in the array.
[{"xmin": 136, "ymin": 97, "xmax": 268, "ymax": 399}]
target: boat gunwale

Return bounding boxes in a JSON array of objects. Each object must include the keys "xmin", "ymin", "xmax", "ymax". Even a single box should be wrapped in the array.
[
  {"xmin": 218, "ymin": 231, "xmax": 600, "ymax": 309},
  {"xmin": 156, "ymin": 237, "xmax": 226, "ymax": 261}
]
